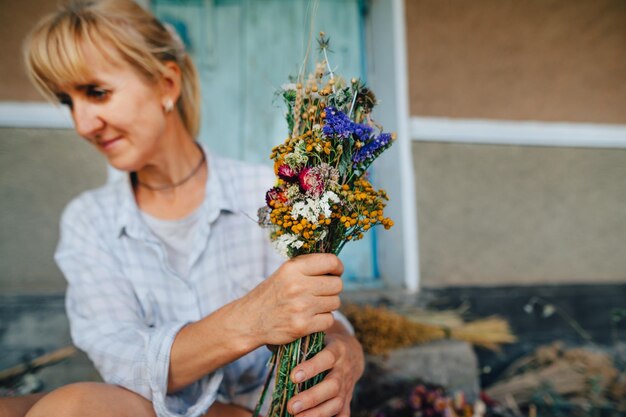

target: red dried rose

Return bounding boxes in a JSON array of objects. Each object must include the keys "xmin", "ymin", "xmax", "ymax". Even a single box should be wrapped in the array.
[
  {"xmin": 298, "ymin": 167, "xmax": 324, "ymax": 197},
  {"xmin": 277, "ymin": 164, "xmax": 298, "ymax": 182}
]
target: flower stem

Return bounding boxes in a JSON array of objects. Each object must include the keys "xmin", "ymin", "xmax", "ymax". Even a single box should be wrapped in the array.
[
  {"xmin": 254, "ymin": 332, "xmax": 327, "ymax": 417},
  {"xmin": 322, "ymin": 48, "xmax": 336, "ymax": 94}
]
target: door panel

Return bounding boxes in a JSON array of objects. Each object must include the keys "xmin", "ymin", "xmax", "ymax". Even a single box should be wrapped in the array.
[{"xmin": 153, "ymin": 0, "xmax": 378, "ymax": 285}]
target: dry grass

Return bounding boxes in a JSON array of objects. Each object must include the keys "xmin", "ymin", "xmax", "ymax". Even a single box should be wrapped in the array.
[{"xmin": 342, "ymin": 303, "xmax": 516, "ymax": 355}]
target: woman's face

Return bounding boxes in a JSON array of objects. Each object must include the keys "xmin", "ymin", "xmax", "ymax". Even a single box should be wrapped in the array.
[{"xmin": 56, "ymin": 46, "xmax": 168, "ymax": 172}]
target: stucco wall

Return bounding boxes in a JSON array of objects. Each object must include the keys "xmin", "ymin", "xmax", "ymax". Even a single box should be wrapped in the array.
[
  {"xmin": 413, "ymin": 141, "xmax": 626, "ymax": 287},
  {"xmin": 0, "ymin": 0, "xmax": 61, "ymax": 101},
  {"xmin": 406, "ymin": 0, "xmax": 626, "ymax": 287},
  {"xmin": 406, "ymin": 0, "xmax": 626, "ymax": 124},
  {"xmin": 0, "ymin": 128, "xmax": 106, "ymax": 293}
]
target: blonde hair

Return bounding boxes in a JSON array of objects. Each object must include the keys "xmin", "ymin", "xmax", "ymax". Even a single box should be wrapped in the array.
[{"xmin": 23, "ymin": 0, "xmax": 201, "ymax": 138}]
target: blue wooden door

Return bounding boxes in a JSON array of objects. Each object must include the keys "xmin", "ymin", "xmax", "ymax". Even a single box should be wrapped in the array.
[{"xmin": 152, "ymin": 0, "xmax": 378, "ymax": 286}]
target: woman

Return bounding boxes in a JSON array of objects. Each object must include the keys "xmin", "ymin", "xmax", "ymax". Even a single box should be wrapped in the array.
[{"xmin": 13, "ymin": 1, "xmax": 364, "ymax": 416}]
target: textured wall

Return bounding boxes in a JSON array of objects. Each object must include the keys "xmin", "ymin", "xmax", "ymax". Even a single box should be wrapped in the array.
[
  {"xmin": 0, "ymin": 0, "xmax": 60, "ymax": 101},
  {"xmin": 406, "ymin": 0, "xmax": 626, "ymax": 124},
  {"xmin": 0, "ymin": 128, "xmax": 106, "ymax": 293},
  {"xmin": 413, "ymin": 141, "xmax": 626, "ymax": 287}
]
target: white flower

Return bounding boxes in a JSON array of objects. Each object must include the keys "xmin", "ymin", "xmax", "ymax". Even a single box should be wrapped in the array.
[
  {"xmin": 272, "ymin": 233, "xmax": 302, "ymax": 258},
  {"xmin": 319, "ymin": 191, "xmax": 339, "ymax": 218},
  {"xmin": 291, "ymin": 191, "xmax": 341, "ymax": 224},
  {"xmin": 292, "ymin": 198, "xmax": 320, "ymax": 224}
]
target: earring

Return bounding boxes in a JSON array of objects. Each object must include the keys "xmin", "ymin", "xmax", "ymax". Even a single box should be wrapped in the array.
[{"xmin": 164, "ymin": 99, "xmax": 174, "ymax": 113}]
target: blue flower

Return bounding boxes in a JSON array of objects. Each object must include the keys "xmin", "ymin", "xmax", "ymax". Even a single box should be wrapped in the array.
[
  {"xmin": 352, "ymin": 123, "xmax": 373, "ymax": 142},
  {"xmin": 322, "ymin": 107, "xmax": 373, "ymax": 142},
  {"xmin": 322, "ymin": 107, "xmax": 353, "ymax": 139},
  {"xmin": 353, "ymin": 133, "xmax": 393, "ymax": 166}
]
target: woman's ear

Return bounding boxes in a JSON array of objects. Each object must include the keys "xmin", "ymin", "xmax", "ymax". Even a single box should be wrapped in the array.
[{"xmin": 159, "ymin": 61, "xmax": 182, "ymax": 106}]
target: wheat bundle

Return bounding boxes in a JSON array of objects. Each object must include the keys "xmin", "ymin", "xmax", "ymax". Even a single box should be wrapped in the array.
[
  {"xmin": 342, "ymin": 304, "xmax": 516, "ymax": 355},
  {"xmin": 342, "ymin": 304, "xmax": 445, "ymax": 354},
  {"xmin": 449, "ymin": 316, "xmax": 518, "ymax": 350}
]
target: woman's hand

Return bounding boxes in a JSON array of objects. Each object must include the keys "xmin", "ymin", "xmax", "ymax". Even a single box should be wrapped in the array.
[
  {"xmin": 168, "ymin": 253, "xmax": 343, "ymax": 393},
  {"xmin": 286, "ymin": 326, "xmax": 365, "ymax": 417},
  {"xmin": 236, "ymin": 253, "xmax": 344, "ymax": 347}
]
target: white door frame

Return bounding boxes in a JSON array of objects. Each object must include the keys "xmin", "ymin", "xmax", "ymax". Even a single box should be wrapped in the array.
[
  {"xmin": 366, "ymin": 0, "xmax": 420, "ymax": 292},
  {"xmin": 411, "ymin": 117, "xmax": 626, "ymax": 148}
]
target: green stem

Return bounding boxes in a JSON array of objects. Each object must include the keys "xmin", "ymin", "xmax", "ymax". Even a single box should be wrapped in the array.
[
  {"xmin": 255, "ymin": 332, "xmax": 327, "ymax": 416},
  {"xmin": 252, "ymin": 357, "xmax": 277, "ymax": 417}
]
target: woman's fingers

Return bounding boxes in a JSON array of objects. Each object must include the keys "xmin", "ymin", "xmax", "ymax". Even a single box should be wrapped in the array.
[
  {"xmin": 290, "ymin": 347, "xmax": 336, "ymax": 384},
  {"xmin": 290, "ymin": 253, "xmax": 344, "ymax": 277},
  {"xmin": 337, "ymin": 398, "xmax": 352, "ymax": 417},
  {"xmin": 309, "ymin": 312, "xmax": 335, "ymax": 334},
  {"xmin": 288, "ymin": 375, "xmax": 344, "ymax": 416},
  {"xmin": 311, "ymin": 295, "xmax": 341, "ymax": 314},
  {"xmin": 243, "ymin": 254, "xmax": 344, "ymax": 345},
  {"xmin": 310, "ymin": 275, "xmax": 343, "ymax": 296},
  {"xmin": 294, "ymin": 397, "xmax": 344, "ymax": 417},
  {"xmin": 283, "ymin": 324, "xmax": 363, "ymax": 416}
]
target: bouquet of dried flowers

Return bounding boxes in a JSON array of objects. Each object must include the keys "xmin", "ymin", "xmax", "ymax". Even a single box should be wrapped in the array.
[{"xmin": 254, "ymin": 33, "xmax": 394, "ymax": 417}]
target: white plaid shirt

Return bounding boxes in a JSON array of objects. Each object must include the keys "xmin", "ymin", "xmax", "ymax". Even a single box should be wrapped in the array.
[{"xmin": 55, "ymin": 147, "xmax": 284, "ymax": 417}]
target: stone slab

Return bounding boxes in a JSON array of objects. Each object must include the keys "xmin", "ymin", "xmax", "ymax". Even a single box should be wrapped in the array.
[{"xmin": 367, "ymin": 339, "xmax": 480, "ymax": 401}]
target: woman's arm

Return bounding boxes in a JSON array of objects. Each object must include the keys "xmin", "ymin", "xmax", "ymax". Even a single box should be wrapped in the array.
[
  {"xmin": 167, "ymin": 253, "xmax": 344, "ymax": 393},
  {"xmin": 58, "ymin": 205, "xmax": 203, "ymax": 417},
  {"xmin": 58, "ymin": 180, "xmax": 348, "ymax": 416}
]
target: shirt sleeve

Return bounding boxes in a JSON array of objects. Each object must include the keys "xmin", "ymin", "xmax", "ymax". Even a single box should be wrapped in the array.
[{"xmin": 55, "ymin": 198, "xmax": 222, "ymax": 417}]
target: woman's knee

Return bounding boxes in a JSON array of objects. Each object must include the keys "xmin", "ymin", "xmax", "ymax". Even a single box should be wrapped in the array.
[
  {"xmin": 0, "ymin": 393, "xmax": 45, "ymax": 417},
  {"xmin": 25, "ymin": 382, "xmax": 154, "ymax": 417},
  {"xmin": 25, "ymin": 383, "xmax": 97, "ymax": 417},
  {"xmin": 204, "ymin": 402, "xmax": 252, "ymax": 417}
]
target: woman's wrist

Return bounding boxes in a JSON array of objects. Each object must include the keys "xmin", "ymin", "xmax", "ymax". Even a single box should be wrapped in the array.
[
  {"xmin": 215, "ymin": 300, "xmax": 264, "ymax": 354},
  {"xmin": 167, "ymin": 301, "xmax": 260, "ymax": 393}
]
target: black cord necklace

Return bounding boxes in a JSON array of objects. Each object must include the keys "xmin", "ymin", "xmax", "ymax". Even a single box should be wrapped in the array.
[{"xmin": 135, "ymin": 144, "xmax": 206, "ymax": 192}]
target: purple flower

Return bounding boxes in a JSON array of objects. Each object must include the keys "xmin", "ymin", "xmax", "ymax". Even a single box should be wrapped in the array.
[
  {"xmin": 277, "ymin": 164, "xmax": 298, "ymax": 182},
  {"xmin": 298, "ymin": 167, "xmax": 324, "ymax": 197},
  {"xmin": 322, "ymin": 107, "xmax": 373, "ymax": 142},
  {"xmin": 353, "ymin": 133, "xmax": 393, "ymax": 166},
  {"xmin": 322, "ymin": 107, "xmax": 353, "ymax": 139},
  {"xmin": 352, "ymin": 123, "xmax": 373, "ymax": 142}
]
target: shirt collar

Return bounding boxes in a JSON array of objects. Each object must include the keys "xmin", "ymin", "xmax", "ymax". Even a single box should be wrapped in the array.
[{"xmin": 114, "ymin": 142, "xmax": 238, "ymax": 239}]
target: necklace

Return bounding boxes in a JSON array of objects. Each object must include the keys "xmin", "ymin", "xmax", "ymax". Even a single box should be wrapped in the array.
[{"xmin": 135, "ymin": 144, "xmax": 206, "ymax": 191}]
